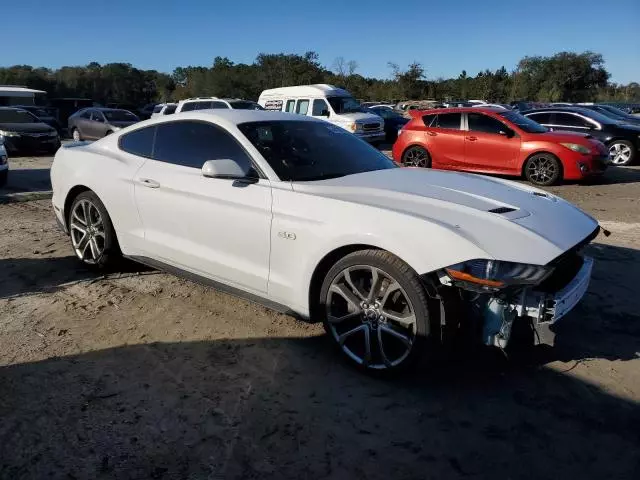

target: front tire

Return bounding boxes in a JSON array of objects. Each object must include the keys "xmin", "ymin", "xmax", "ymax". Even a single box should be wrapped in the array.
[
  {"xmin": 68, "ymin": 191, "xmax": 120, "ymax": 270},
  {"xmin": 319, "ymin": 249, "xmax": 432, "ymax": 373},
  {"xmin": 402, "ymin": 145, "xmax": 431, "ymax": 168},
  {"xmin": 524, "ymin": 153, "xmax": 562, "ymax": 186},
  {"xmin": 608, "ymin": 140, "xmax": 635, "ymax": 166}
]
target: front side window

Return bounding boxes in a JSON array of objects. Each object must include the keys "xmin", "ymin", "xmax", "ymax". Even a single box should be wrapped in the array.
[
  {"xmin": 554, "ymin": 113, "xmax": 591, "ymax": 128},
  {"xmin": 104, "ymin": 110, "xmax": 138, "ymax": 122},
  {"xmin": 499, "ymin": 111, "xmax": 547, "ymax": 133},
  {"xmin": 435, "ymin": 113, "xmax": 462, "ymax": 130},
  {"xmin": 467, "ymin": 113, "xmax": 508, "ymax": 134},
  {"xmin": 90, "ymin": 111, "xmax": 105, "ymax": 122},
  {"xmin": 296, "ymin": 99, "xmax": 309, "ymax": 115},
  {"xmin": 238, "ymin": 120, "xmax": 396, "ymax": 181},
  {"xmin": 524, "ymin": 112, "xmax": 552, "ymax": 125},
  {"xmin": 119, "ymin": 126, "xmax": 156, "ymax": 158},
  {"xmin": 153, "ymin": 120, "xmax": 252, "ymax": 170},
  {"xmin": 312, "ymin": 99, "xmax": 329, "ymax": 116}
]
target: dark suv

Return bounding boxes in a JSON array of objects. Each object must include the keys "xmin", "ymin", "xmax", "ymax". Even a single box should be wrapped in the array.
[{"xmin": 523, "ymin": 107, "xmax": 640, "ymax": 165}]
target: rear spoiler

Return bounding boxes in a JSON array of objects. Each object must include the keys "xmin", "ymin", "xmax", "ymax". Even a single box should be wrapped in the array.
[{"xmin": 408, "ymin": 110, "xmax": 425, "ymax": 118}]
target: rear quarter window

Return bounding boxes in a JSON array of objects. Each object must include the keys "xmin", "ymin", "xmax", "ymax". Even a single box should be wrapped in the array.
[
  {"xmin": 119, "ymin": 126, "xmax": 156, "ymax": 158},
  {"xmin": 422, "ymin": 114, "xmax": 436, "ymax": 127}
]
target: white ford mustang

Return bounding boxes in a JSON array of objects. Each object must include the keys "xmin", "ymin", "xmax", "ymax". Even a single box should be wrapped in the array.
[{"xmin": 51, "ymin": 110, "xmax": 600, "ymax": 373}]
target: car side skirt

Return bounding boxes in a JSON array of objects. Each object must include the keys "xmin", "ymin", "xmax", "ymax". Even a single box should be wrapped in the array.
[{"xmin": 125, "ymin": 255, "xmax": 308, "ymax": 322}]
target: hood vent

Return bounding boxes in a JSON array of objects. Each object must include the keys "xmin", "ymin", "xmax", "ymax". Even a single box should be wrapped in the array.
[{"xmin": 488, "ymin": 206, "xmax": 517, "ymax": 214}]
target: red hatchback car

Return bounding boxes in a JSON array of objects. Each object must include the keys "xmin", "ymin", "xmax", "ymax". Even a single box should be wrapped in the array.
[{"xmin": 392, "ymin": 107, "xmax": 610, "ymax": 185}]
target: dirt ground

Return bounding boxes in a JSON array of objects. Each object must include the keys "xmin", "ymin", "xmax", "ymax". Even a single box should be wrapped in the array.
[{"xmin": 1, "ymin": 157, "xmax": 640, "ymax": 479}]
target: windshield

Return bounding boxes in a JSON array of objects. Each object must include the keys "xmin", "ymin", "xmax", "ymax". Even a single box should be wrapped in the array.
[
  {"xmin": 0, "ymin": 109, "xmax": 39, "ymax": 123},
  {"xmin": 327, "ymin": 96, "xmax": 362, "ymax": 114},
  {"xmin": 598, "ymin": 105, "xmax": 631, "ymax": 118},
  {"xmin": 499, "ymin": 111, "xmax": 547, "ymax": 133},
  {"xmin": 238, "ymin": 120, "xmax": 396, "ymax": 181},
  {"xmin": 103, "ymin": 110, "xmax": 139, "ymax": 122},
  {"xmin": 574, "ymin": 109, "xmax": 616, "ymax": 125},
  {"xmin": 229, "ymin": 101, "xmax": 264, "ymax": 110}
]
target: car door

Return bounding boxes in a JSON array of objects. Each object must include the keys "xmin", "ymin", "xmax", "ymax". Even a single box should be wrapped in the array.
[
  {"xmin": 74, "ymin": 109, "xmax": 93, "ymax": 137},
  {"xmin": 90, "ymin": 110, "xmax": 109, "ymax": 138},
  {"xmin": 133, "ymin": 120, "xmax": 272, "ymax": 294},
  {"xmin": 549, "ymin": 112, "xmax": 596, "ymax": 134},
  {"xmin": 423, "ymin": 112, "xmax": 465, "ymax": 168},
  {"xmin": 464, "ymin": 112, "xmax": 521, "ymax": 173}
]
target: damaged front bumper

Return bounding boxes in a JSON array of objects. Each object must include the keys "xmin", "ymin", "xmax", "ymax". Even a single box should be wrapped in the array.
[{"xmin": 482, "ymin": 256, "xmax": 593, "ymax": 348}]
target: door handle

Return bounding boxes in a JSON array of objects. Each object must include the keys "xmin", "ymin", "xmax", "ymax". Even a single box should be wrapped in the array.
[
  {"xmin": 138, "ymin": 178, "xmax": 160, "ymax": 188},
  {"xmin": 426, "ymin": 131, "xmax": 437, "ymax": 136},
  {"xmin": 466, "ymin": 136, "xmax": 477, "ymax": 141}
]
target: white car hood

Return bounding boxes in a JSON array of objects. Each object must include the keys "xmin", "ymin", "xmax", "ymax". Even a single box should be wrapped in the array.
[
  {"xmin": 292, "ymin": 168, "xmax": 599, "ymax": 265},
  {"xmin": 336, "ymin": 112, "xmax": 383, "ymax": 124}
]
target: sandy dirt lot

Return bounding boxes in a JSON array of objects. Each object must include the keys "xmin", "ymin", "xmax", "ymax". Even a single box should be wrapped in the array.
[{"xmin": 1, "ymin": 157, "xmax": 639, "ymax": 479}]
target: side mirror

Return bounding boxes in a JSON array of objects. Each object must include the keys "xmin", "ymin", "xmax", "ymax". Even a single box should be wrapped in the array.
[
  {"xmin": 202, "ymin": 159, "xmax": 249, "ymax": 179},
  {"xmin": 320, "ymin": 110, "xmax": 329, "ymax": 117},
  {"xmin": 499, "ymin": 129, "xmax": 514, "ymax": 138}
]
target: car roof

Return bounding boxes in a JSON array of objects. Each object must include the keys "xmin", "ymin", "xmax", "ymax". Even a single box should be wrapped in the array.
[
  {"xmin": 136, "ymin": 109, "xmax": 321, "ymax": 127},
  {"xmin": 414, "ymin": 107, "xmax": 507, "ymax": 114},
  {"xmin": 260, "ymin": 84, "xmax": 350, "ymax": 98},
  {"xmin": 521, "ymin": 106, "xmax": 597, "ymax": 115}
]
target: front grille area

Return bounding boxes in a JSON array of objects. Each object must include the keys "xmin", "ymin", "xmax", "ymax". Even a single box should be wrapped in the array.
[
  {"xmin": 537, "ymin": 253, "xmax": 584, "ymax": 293},
  {"xmin": 536, "ymin": 225, "xmax": 600, "ymax": 293},
  {"xmin": 362, "ymin": 123, "xmax": 381, "ymax": 131},
  {"xmin": 4, "ymin": 134, "xmax": 58, "ymax": 153}
]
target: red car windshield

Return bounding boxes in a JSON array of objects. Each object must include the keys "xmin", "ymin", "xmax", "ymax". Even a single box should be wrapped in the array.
[{"xmin": 499, "ymin": 111, "xmax": 547, "ymax": 133}]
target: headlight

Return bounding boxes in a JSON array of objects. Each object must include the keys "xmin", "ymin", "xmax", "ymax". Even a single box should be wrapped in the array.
[
  {"xmin": 348, "ymin": 123, "xmax": 357, "ymax": 132},
  {"xmin": 0, "ymin": 130, "xmax": 20, "ymax": 137},
  {"xmin": 444, "ymin": 259, "xmax": 553, "ymax": 290},
  {"xmin": 560, "ymin": 143, "xmax": 590, "ymax": 154}
]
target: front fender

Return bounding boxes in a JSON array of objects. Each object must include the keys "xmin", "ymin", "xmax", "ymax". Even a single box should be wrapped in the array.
[{"xmin": 267, "ymin": 187, "xmax": 491, "ymax": 317}]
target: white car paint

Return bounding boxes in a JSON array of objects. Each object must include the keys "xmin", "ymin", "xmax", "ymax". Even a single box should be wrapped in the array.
[{"xmin": 51, "ymin": 110, "xmax": 599, "ymax": 320}]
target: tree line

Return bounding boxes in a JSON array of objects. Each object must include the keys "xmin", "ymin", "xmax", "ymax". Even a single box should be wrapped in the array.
[{"xmin": 1, "ymin": 51, "xmax": 638, "ymax": 107}]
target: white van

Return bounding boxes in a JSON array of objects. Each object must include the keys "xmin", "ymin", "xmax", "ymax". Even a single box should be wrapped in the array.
[{"xmin": 258, "ymin": 84, "xmax": 385, "ymax": 143}]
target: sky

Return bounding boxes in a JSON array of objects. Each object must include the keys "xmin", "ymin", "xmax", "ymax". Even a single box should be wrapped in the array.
[{"xmin": 2, "ymin": 0, "xmax": 639, "ymax": 84}]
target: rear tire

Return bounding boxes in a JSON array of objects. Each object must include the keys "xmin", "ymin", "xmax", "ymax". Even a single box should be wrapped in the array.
[
  {"xmin": 68, "ymin": 191, "xmax": 120, "ymax": 270},
  {"xmin": 608, "ymin": 140, "xmax": 635, "ymax": 166},
  {"xmin": 402, "ymin": 145, "xmax": 431, "ymax": 168},
  {"xmin": 524, "ymin": 153, "xmax": 562, "ymax": 186},
  {"xmin": 319, "ymin": 249, "xmax": 433, "ymax": 374}
]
